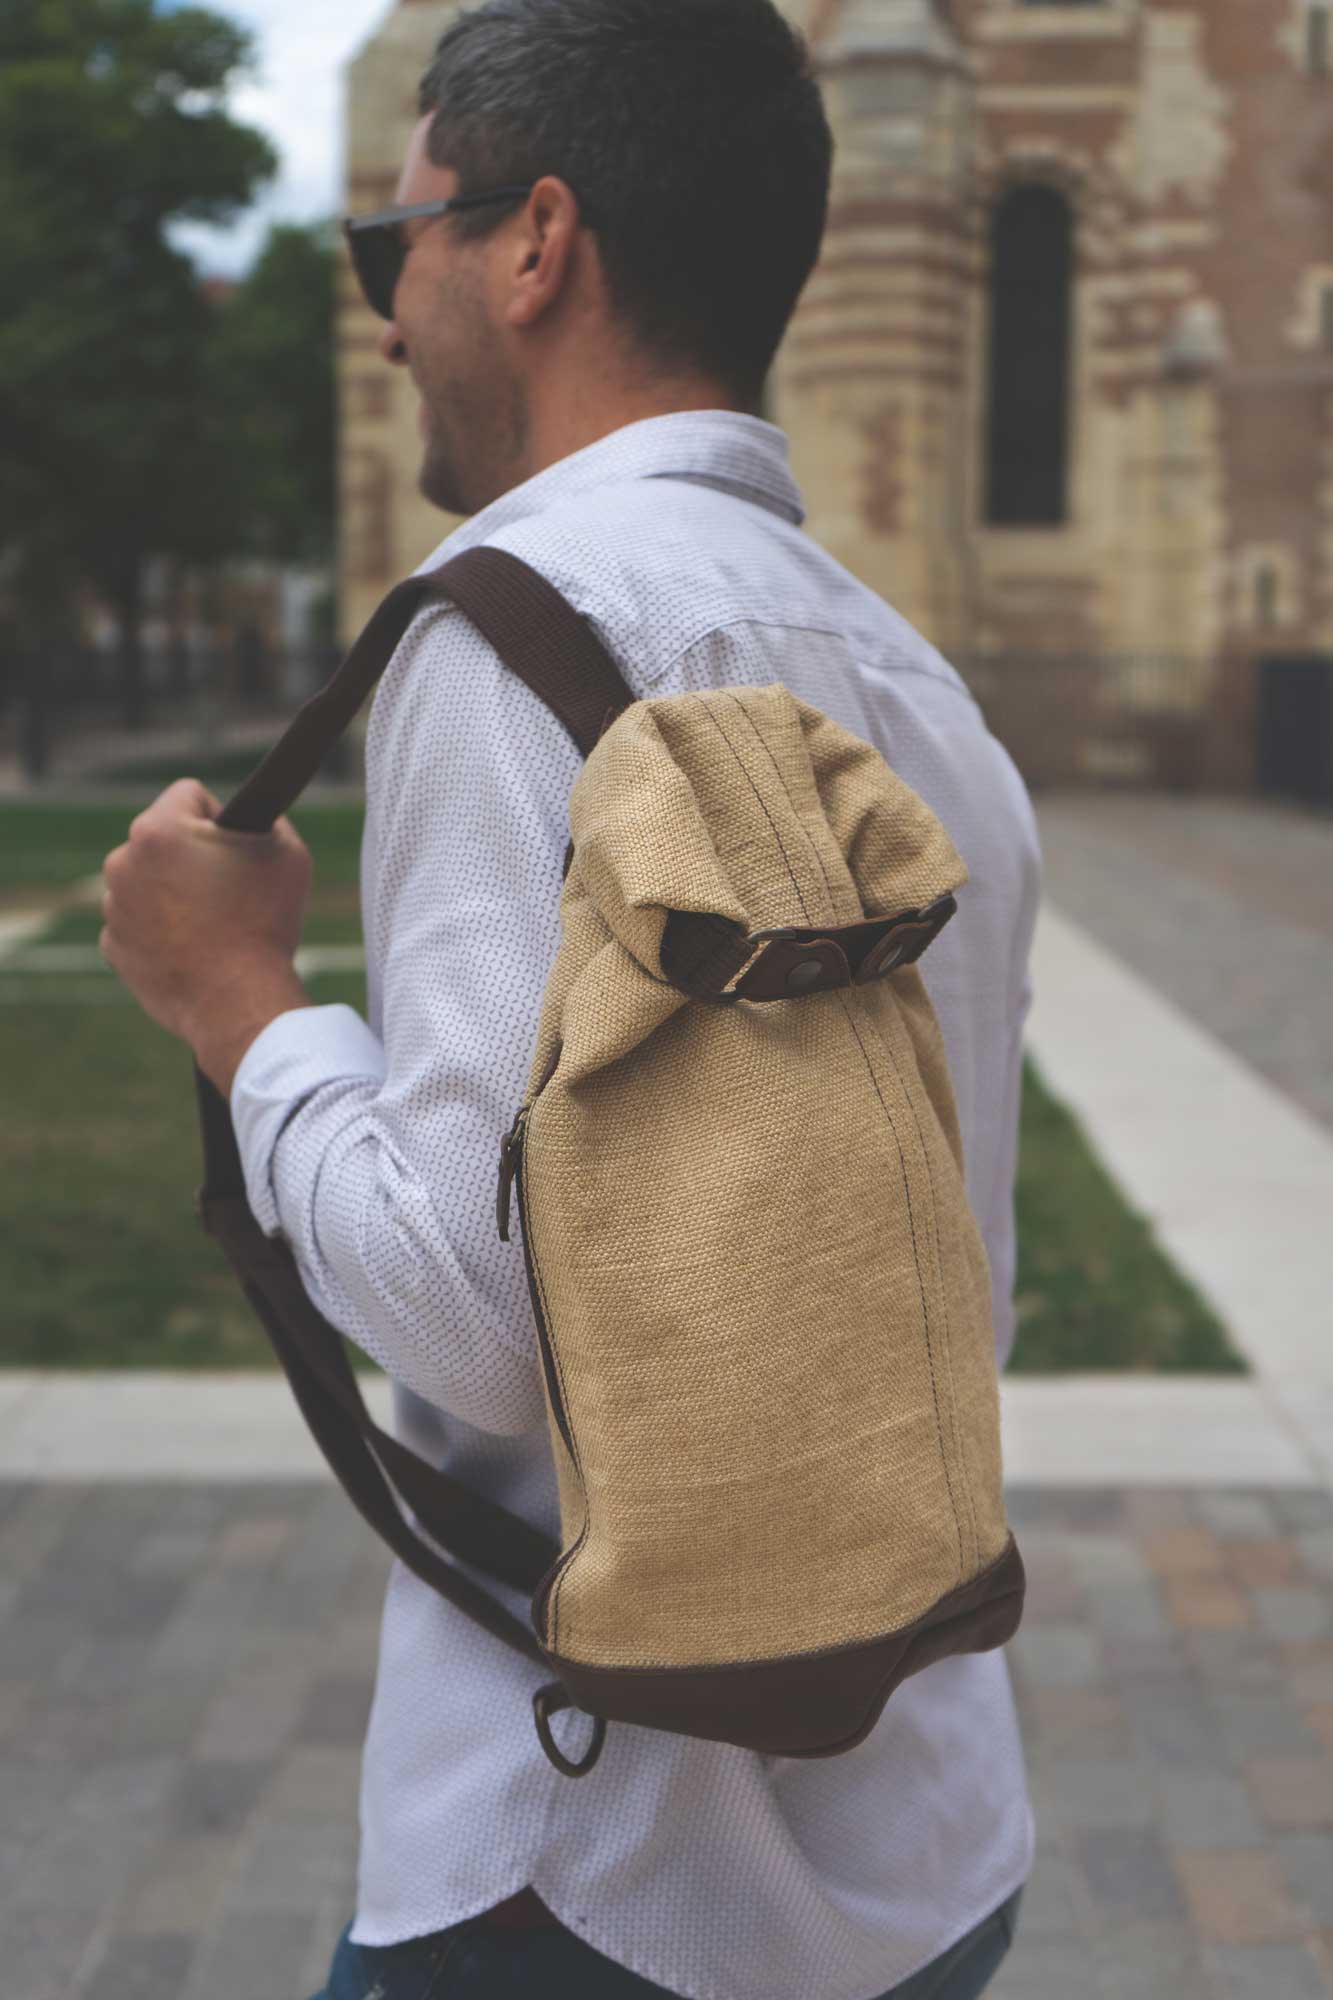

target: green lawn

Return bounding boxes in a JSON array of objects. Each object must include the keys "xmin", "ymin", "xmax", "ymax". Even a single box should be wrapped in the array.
[
  {"xmin": 0, "ymin": 965, "xmax": 379, "ymax": 1370},
  {"xmin": 36, "ymin": 894, "xmax": 368, "ymax": 951},
  {"xmin": 0, "ymin": 801, "xmax": 1246, "ymax": 1376},
  {"xmin": 1008, "ymin": 1055, "xmax": 1244, "ymax": 1374},
  {"xmin": 0, "ymin": 801, "xmax": 374, "ymax": 1370}
]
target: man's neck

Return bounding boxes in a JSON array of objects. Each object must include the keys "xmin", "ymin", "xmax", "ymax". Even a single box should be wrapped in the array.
[{"xmin": 512, "ymin": 379, "xmax": 748, "ymax": 494}]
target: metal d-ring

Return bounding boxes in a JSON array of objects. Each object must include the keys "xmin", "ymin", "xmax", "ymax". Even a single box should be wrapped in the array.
[{"xmin": 533, "ymin": 1682, "xmax": 607, "ymax": 1777}]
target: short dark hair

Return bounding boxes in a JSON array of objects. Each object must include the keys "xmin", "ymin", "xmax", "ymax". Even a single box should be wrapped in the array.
[{"xmin": 417, "ymin": 0, "xmax": 832, "ymax": 409}]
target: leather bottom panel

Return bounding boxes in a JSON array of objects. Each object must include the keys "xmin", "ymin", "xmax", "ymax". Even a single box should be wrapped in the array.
[{"xmin": 540, "ymin": 1533, "xmax": 1025, "ymax": 1758}]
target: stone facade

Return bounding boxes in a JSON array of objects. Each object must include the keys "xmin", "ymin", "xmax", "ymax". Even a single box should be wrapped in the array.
[{"xmin": 339, "ymin": 0, "xmax": 1333, "ymax": 787}]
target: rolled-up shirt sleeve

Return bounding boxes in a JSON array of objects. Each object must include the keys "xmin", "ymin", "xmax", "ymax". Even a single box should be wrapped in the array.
[{"xmin": 229, "ymin": 598, "xmax": 584, "ymax": 1436}]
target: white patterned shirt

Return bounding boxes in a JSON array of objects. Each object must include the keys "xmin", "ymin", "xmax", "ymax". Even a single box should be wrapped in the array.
[{"xmin": 232, "ymin": 410, "xmax": 1040, "ymax": 2000}]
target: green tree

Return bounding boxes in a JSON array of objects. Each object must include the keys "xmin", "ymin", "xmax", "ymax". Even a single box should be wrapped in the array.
[
  {"xmin": 0, "ymin": 0, "xmax": 277, "ymax": 724},
  {"xmin": 208, "ymin": 220, "xmax": 338, "ymax": 570}
]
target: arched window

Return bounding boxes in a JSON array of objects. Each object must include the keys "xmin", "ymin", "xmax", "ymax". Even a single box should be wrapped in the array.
[{"xmin": 984, "ymin": 185, "xmax": 1075, "ymax": 526}]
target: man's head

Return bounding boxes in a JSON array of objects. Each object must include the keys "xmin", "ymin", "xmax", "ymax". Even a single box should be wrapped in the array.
[{"xmin": 367, "ymin": 0, "xmax": 832, "ymax": 517}]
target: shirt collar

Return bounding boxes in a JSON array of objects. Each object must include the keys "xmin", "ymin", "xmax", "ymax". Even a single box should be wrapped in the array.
[{"xmin": 414, "ymin": 408, "xmax": 806, "ymax": 574}]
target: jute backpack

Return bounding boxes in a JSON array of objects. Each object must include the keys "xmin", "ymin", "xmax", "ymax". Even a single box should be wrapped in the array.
[{"xmin": 195, "ymin": 546, "xmax": 1025, "ymax": 1780}]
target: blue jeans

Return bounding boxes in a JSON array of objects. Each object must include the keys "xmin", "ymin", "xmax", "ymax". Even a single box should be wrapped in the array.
[{"xmin": 308, "ymin": 1883, "xmax": 1023, "ymax": 2000}]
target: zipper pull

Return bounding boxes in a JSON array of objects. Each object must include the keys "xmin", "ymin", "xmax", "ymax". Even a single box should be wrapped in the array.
[{"xmin": 496, "ymin": 1105, "xmax": 529, "ymax": 1243}]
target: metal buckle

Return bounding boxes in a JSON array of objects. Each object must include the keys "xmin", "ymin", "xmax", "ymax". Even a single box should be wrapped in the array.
[{"xmin": 857, "ymin": 933, "xmax": 908, "ymax": 982}]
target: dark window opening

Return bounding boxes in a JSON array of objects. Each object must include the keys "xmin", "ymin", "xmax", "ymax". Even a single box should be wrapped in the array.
[
  {"xmin": 985, "ymin": 184, "xmax": 1075, "ymax": 527},
  {"xmin": 1255, "ymin": 566, "xmax": 1281, "ymax": 628},
  {"xmin": 1311, "ymin": 4, "xmax": 1330, "ymax": 73}
]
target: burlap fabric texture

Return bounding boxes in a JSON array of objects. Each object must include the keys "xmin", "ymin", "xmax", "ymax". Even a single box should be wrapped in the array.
[{"xmin": 507, "ymin": 681, "xmax": 1020, "ymax": 1710}]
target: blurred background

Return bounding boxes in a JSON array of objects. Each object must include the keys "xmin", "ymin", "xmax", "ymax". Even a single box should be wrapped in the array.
[{"xmin": 6, "ymin": 0, "xmax": 1333, "ymax": 803}]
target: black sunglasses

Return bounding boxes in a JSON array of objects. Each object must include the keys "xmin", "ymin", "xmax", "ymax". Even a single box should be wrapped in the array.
[{"xmin": 343, "ymin": 188, "xmax": 535, "ymax": 321}]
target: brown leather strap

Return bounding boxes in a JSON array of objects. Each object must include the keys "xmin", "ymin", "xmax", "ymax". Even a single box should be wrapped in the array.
[
  {"xmin": 215, "ymin": 546, "xmax": 634, "ymax": 838},
  {"xmin": 659, "ymin": 897, "xmax": 958, "ymax": 1004},
  {"xmin": 429, "ymin": 547, "xmax": 635, "ymax": 761},
  {"xmin": 191, "ymin": 547, "xmax": 634, "ymax": 1673},
  {"xmin": 197, "ymin": 1192, "xmax": 559, "ymax": 1599}
]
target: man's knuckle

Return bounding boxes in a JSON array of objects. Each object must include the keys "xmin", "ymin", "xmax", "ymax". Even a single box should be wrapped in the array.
[{"xmin": 129, "ymin": 821, "xmax": 163, "ymax": 854}]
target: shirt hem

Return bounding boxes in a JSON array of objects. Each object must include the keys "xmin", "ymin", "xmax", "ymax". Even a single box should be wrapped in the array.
[{"xmin": 349, "ymin": 1829, "xmax": 1035, "ymax": 2000}]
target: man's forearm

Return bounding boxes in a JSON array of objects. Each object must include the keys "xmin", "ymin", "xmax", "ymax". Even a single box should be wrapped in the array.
[{"xmin": 190, "ymin": 961, "xmax": 317, "ymax": 1100}]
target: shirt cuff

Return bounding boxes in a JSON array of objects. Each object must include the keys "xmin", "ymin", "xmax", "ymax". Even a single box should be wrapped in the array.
[{"xmin": 229, "ymin": 1003, "xmax": 388, "ymax": 1239}]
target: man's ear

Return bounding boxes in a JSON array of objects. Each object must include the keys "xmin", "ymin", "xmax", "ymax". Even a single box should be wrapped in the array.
[{"xmin": 505, "ymin": 177, "xmax": 581, "ymax": 327}]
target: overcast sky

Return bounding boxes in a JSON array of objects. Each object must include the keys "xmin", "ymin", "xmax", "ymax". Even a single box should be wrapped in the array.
[{"xmin": 169, "ymin": 0, "xmax": 395, "ymax": 276}]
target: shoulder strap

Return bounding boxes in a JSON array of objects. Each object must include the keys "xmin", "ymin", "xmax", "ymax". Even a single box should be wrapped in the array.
[
  {"xmin": 218, "ymin": 546, "xmax": 635, "ymax": 835},
  {"xmin": 193, "ymin": 546, "xmax": 635, "ymax": 1674}
]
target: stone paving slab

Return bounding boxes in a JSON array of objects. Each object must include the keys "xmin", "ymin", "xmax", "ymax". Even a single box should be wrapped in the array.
[{"xmin": 3, "ymin": 1481, "xmax": 1332, "ymax": 2000}]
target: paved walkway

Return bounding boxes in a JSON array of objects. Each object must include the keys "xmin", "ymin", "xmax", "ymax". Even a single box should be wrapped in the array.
[{"xmin": 2, "ymin": 1477, "xmax": 1331, "ymax": 2000}]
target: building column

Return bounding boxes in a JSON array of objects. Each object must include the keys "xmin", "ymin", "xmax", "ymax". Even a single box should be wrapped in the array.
[{"xmin": 775, "ymin": 0, "xmax": 978, "ymax": 659}]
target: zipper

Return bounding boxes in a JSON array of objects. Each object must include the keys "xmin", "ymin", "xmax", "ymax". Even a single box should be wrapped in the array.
[
  {"xmin": 495, "ymin": 1103, "xmax": 577, "ymax": 1467},
  {"xmin": 495, "ymin": 1077, "xmax": 586, "ymax": 1650},
  {"xmin": 495, "ymin": 1104, "xmax": 529, "ymax": 1244}
]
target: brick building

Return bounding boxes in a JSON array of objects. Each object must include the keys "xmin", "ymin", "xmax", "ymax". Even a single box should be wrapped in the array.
[{"xmin": 338, "ymin": 0, "xmax": 1333, "ymax": 789}]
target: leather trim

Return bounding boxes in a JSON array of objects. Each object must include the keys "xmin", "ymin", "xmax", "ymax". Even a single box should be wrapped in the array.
[
  {"xmin": 658, "ymin": 908, "xmax": 754, "ymax": 999},
  {"xmin": 660, "ymin": 897, "xmax": 958, "ymax": 1004},
  {"xmin": 534, "ymin": 1533, "xmax": 1025, "ymax": 1759}
]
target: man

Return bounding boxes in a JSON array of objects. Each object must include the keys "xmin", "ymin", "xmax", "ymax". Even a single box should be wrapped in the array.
[{"xmin": 101, "ymin": 2, "xmax": 1041, "ymax": 1995}]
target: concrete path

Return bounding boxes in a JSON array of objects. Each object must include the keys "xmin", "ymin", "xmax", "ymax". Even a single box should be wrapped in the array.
[
  {"xmin": 0, "ymin": 1368, "xmax": 1322, "ymax": 1490},
  {"xmin": 2, "ymin": 1476, "xmax": 1330, "ymax": 2000},
  {"xmin": 1028, "ymin": 903, "xmax": 1333, "ymax": 1485},
  {"xmin": 1034, "ymin": 791, "xmax": 1333, "ymax": 1133}
]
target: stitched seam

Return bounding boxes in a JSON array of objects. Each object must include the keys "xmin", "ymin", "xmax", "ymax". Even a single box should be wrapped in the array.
[
  {"xmin": 715, "ymin": 688, "xmax": 840, "ymax": 922},
  {"xmin": 837, "ymin": 992, "xmax": 967, "ymax": 1585},
  {"xmin": 692, "ymin": 701, "xmax": 818, "ymax": 927},
  {"xmin": 695, "ymin": 690, "xmax": 962, "ymax": 1580},
  {"xmin": 717, "ymin": 687, "xmax": 970, "ymax": 1577},
  {"xmin": 658, "ymin": 615, "xmax": 979, "ymax": 708},
  {"xmin": 862, "ymin": 998, "xmax": 980, "ymax": 1576}
]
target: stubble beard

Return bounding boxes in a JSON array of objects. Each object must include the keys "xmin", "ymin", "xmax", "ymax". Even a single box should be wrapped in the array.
[
  {"xmin": 418, "ymin": 408, "xmax": 469, "ymax": 519},
  {"xmin": 416, "ymin": 341, "xmax": 529, "ymax": 521}
]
